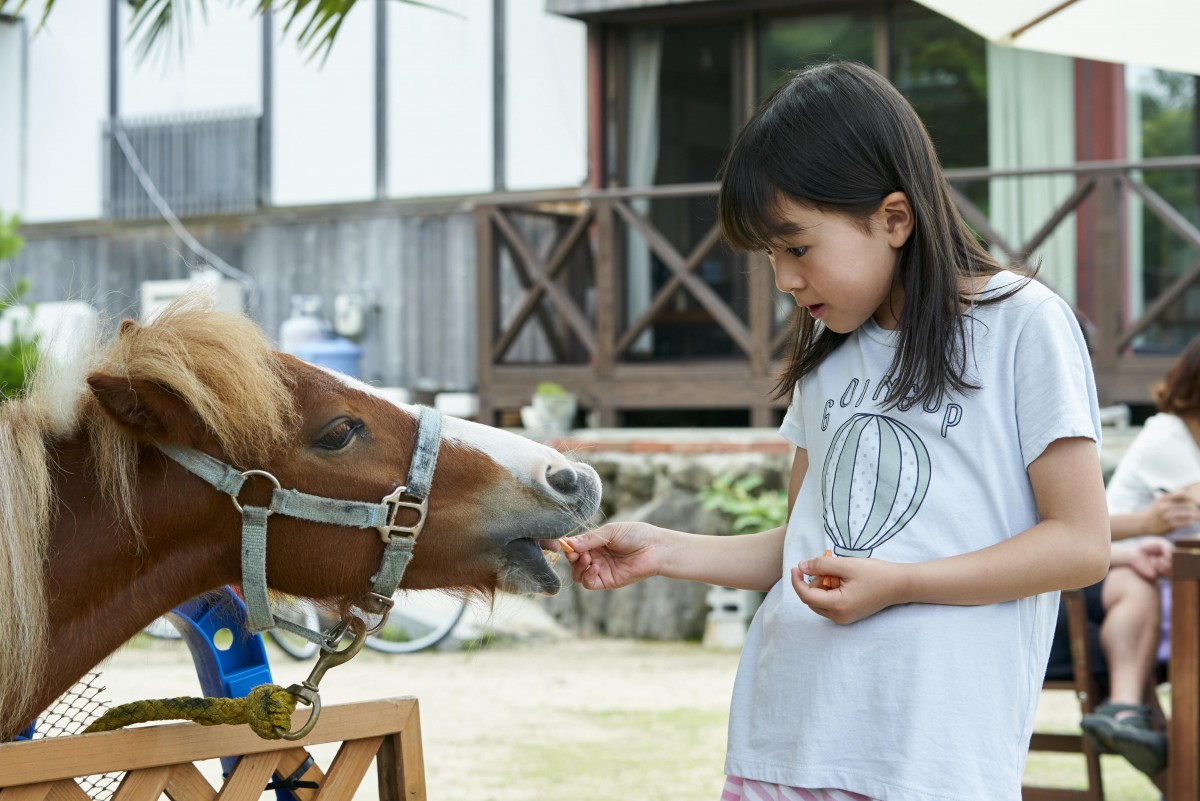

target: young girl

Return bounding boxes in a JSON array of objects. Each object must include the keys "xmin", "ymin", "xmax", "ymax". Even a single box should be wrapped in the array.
[{"xmin": 561, "ymin": 62, "xmax": 1110, "ymax": 801}]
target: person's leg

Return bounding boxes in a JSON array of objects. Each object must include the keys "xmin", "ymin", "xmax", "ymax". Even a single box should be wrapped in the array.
[
  {"xmin": 1099, "ymin": 565, "xmax": 1161, "ymax": 707},
  {"xmin": 1081, "ymin": 565, "xmax": 1167, "ymax": 777}
]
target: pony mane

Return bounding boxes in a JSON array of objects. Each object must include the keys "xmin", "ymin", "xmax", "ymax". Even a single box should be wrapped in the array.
[{"xmin": 0, "ymin": 294, "xmax": 297, "ymax": 731}]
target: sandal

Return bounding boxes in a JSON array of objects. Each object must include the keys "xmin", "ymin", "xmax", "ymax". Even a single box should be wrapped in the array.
[{"xmin": 1080, "ymin": 702, "xmax": 1167, "ymax": 776}]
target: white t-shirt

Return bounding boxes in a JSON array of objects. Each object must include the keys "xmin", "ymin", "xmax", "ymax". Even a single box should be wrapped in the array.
[
  {"xmin": 725, "ymin": 272, "xmax": 1102, "ymax": 801},
  {"xmin": 1106, "ymin": 412, "xmax": 1200, "ymax": 539}
]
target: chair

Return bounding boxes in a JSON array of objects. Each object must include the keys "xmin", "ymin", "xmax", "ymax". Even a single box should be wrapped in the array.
[{"xmin": 1024, "ymin": 589, "xmax": 1106, "ymax": 801}]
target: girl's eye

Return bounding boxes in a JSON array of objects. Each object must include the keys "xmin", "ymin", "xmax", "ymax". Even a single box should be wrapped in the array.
[
  {"xmin": 786, "ymin": 246, "xmax": 808, "ymax": 258},
  {"xmin": 315, "ymin": 419, "xmax": 363, "ymax": 450}
]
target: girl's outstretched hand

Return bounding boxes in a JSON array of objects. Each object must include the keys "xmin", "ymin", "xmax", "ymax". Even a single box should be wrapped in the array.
[
  {"xmin": 560, "ymin": 522, "xmax": 661, "ymax": 590},
  {"xmin": 791, "ymin": 554, "xmax": 909, "ymax": 625}
]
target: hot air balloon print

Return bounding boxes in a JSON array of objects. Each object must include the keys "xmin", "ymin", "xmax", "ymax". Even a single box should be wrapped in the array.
[{"xmin": 821, "ymin": 413, "xmax": 931, "ymax": 557}]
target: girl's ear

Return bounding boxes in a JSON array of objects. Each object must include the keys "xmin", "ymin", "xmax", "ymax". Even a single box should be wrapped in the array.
[{"xmin": 879, "ymin": 191, "xmax": 914, "ymax": 248}]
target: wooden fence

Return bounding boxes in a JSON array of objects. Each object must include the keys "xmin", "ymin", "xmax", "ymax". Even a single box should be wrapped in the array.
[
  {"xmin": 0, "ymin": 699, "xmax": 424, "ymax": 801},
  {"xmin": 475, "ymin": 155, "xmax": 1200, "ymax": 425}
]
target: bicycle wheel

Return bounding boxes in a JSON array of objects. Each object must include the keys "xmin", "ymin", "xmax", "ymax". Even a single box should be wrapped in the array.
[
  {"xmin": 142, "ymin": 616, "xmax": 183, "ymax": 640},
  {"xmin": 266, "ymin": 598, "xmax": 322, "ymax": 660},
  {"xmin": 364, "ymin": 591, "xmax": 468, "ymax": 654}
]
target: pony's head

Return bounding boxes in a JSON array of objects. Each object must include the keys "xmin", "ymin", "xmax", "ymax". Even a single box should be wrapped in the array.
[{"xmin": 82, "ymin": 298, "xmax": 602, "ymax": 603}]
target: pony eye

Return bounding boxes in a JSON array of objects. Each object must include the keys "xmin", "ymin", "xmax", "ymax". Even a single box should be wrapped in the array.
[{"xmin": 315, "ymin": 419, "xmax": 362, "ymax": 450}]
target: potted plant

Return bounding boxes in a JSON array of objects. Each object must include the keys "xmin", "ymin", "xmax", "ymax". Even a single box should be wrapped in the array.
[{"xmin": 530, "ymin": 381, "xmax": 577, "ymax": 435}]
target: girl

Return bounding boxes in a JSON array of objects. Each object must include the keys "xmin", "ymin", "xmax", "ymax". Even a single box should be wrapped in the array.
[{"xmin": 561, "ymin": 62, "xmax": 1110, "ymax": 801}]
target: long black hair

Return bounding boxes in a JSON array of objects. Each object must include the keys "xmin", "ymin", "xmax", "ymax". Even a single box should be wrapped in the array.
[{"xmin": 718, "ymin": 61, "xmax": 1026, "ymax": 408}]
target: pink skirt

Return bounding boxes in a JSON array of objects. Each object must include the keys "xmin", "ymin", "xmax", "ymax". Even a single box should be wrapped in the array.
[{"xmin": 721, "ymin": 777, "xmax": 882, "ymax": 801}]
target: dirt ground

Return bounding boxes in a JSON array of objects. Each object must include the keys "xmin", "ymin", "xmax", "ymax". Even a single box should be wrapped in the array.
[
  {"xmin": 51, "ymin": 595, "xmax": 1163, "ymax": 801},
  {"xmin": 85, "ymin": 598, "xmax": 742, "ymax": 801}
]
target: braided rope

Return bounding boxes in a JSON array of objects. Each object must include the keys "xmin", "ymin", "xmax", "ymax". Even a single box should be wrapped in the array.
[{"xmin": 83, "ymin": 684, "xmax": 299, "ymax": 739}]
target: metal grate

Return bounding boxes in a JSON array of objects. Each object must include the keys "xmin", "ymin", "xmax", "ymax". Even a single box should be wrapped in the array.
[{"xmin": 103, "ymin": 109, "xmax": 260, "ymax": 220}]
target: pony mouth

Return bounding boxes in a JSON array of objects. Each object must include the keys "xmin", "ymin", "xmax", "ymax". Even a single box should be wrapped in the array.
[{"xmin": 497, "ymin": 537, "xmax": 563, "ymax": 595}]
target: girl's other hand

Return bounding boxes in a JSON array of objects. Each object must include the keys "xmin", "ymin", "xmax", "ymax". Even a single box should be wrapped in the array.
[
  {"xmin": 561, "ymin": 521, "xmax": 662, "ymax": 591},
  {"xmin": 791, "ymin": 554, "xmax": 909, "ymax": 625}
]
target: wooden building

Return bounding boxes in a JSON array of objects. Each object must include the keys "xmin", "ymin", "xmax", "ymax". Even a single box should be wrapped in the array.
[{"xmin": 5, "ymin": 0, "xmax": 1199, "ymax": 427}]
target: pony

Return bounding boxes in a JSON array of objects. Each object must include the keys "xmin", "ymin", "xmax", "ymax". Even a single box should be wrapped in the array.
[{"xmin": 0, "ymin": 296, "xmax": 601, "ymax": 740}]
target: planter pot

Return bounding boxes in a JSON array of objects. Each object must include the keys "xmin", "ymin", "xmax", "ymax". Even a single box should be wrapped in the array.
[{"xmin": 531, "ymin": 393, "xmax": 577, "ymax": 435}]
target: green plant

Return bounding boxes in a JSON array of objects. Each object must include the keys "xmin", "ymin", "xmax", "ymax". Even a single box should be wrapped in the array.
[
  {"xmin": 0, "ymin": 278, "xmax": 38, "ymax": 401},
  {"xmin": 535, "ymin": 381, "xmax": 570, "ymax": 397},
  {"xmin": 698, "ymin": 473, "xmax": 788, "ymax": 535},
  {"xmin": 0, "ymin": 212, "xmax": 22, "ymax": 262}
]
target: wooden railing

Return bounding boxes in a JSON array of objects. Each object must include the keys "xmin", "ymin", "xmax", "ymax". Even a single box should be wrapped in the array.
[
  {"xmin": 0, "ymin": 699, "xmax": 425, "ymax": 801},
  {"xmin": 475, "ymin": 156, "xmax": 1200, "ymax": 425}
]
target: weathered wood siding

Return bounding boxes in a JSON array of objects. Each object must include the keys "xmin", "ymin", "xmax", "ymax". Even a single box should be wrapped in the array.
[{"xmin": 3, "ymin": 202, "xmax": 551, "ymax": 393}]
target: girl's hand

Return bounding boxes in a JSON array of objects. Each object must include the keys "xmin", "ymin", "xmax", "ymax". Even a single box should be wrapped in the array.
[
  {"xmin": 561, "ymin": 522, "xmax": 663, "ymax": 590},
  {"xmin": 791, "ymin": 554, "xmax": 909, "ymax": 625}
]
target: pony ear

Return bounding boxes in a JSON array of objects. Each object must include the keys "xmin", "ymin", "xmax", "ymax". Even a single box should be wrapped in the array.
[{"xmin": 87, "ymin": 374, "xmax": 197, "ymax": 444}]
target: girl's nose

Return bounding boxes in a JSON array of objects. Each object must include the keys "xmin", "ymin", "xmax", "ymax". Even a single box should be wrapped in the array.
[{"xmin": 773, "ymin": 259, "xmax": 806, "ymax": 294}]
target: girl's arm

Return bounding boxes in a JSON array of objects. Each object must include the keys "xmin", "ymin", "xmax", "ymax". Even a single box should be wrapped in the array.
[
  {"xmin": 567, "ymin": 448, "xmax": 808, "ymax": 593},
  {"xmin": 794, "ymin": 437, "xmax": 1110, "ymax": 624}
]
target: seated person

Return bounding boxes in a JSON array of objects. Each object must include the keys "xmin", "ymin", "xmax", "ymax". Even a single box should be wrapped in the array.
[{"xmin": 1047, "ymin": 335, "xmax": 1200, "ymax": 777}]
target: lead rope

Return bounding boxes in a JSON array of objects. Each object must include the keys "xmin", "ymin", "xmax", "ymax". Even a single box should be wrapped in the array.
[{"xmin": 84, "ymin": 617, "xmax": 367, "ymax": 739}]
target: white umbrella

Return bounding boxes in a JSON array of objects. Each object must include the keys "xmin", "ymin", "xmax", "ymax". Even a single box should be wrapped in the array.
[{"xmin": 912, "ymin": 0, "xmax": 1200, "ymax": 76}]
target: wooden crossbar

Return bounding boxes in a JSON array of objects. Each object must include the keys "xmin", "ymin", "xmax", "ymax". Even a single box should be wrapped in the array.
[{"xmin": 0, "ymin": 699, "xmax": 424, "ymax": 801}]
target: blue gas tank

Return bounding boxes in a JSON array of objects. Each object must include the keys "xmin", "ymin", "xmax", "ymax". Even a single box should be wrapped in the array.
[{"xmin": 292, "ymin": 336, "xmax": 363, "ymax": 379}]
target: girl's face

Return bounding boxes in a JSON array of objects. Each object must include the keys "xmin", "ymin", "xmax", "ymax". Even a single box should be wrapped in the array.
[{"xmin": 765, "ymin": 193, "xmax": 913, "ymax": 333}]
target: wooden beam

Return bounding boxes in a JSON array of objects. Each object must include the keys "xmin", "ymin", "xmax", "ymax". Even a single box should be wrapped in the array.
[{"xmin": 0, "ymin": 699, "xmax": 420, "ymax": 787}]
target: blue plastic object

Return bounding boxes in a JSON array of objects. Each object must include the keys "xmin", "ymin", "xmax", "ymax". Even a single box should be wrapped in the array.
[
  {"xmin": 166, "ymin": 589, "xmax": 275, "ymax": 776},
  {"xmin": 292, "ymin": 337, "xmax": 362, "ymax": 379}
]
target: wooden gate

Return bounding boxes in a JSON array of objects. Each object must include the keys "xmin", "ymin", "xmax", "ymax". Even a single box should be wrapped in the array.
[{"xmin": 0, "ymin": 699, "xmax": 424, "ymax": 801}]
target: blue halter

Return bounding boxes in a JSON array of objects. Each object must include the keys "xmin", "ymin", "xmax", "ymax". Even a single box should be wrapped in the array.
[{"xmin": 157, "ymin": 406, "xmax": 443, "ymax": 650}]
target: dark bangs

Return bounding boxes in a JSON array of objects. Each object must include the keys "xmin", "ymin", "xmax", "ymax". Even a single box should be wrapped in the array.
[{"xmin": 718, "ymin": 143, "xmax": 799, "ymax": 252}]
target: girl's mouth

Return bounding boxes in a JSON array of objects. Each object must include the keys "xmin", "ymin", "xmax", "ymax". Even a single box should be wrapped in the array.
[{"xmin": 807, "ymin": 304, "xmax": 826, "ymax": 319}]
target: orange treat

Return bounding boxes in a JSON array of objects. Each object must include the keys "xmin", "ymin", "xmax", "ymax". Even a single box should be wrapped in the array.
[
  {"xmin": 557, "ymin": 537, "xmax": 576, "ymax": 554},
  {"xmin": 817, "ymin": 549, "xmax": 841, "ymax": 590}
]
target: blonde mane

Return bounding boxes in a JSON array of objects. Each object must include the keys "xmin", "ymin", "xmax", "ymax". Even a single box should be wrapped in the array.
[{"xmin": 0, "ymin": 295, "xmax": 297, "ymax": 730}]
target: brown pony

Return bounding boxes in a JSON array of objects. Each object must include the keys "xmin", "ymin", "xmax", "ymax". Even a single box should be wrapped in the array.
[{"xmin": 0, "ymin": 296, "xmax": 601, "ymax": 740}]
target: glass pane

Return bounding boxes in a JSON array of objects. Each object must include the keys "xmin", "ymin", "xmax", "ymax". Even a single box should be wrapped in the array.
[
  {"xmin": 890, "ymin": 5, "xmax": 988, "ymax": 219},
  {"xmin": 760, "ymin": 14, "xmax": 876, "ymax": 100},
  {"xmin": 622, "ymin": 23, "xmax": 742, "ymax": 362},
  {"xmin": 1128, "ymin": 67, "xmax": 1200, "ymax": 352},
  {"xmin": 890, "ymin": 6, "xmax": 988, "ymax": 172}
]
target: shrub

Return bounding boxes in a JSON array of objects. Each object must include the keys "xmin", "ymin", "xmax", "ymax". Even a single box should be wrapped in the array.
[
  {"xmin": 698, "ymin": 473, "xmax": 788, "ymax": 535},
  {"xmin": 0, "ymin": 279, "xmax": 37, "ymax": 401}
]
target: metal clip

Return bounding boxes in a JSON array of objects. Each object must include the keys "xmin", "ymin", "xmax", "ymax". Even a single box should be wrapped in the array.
[
  {"xmin": 378, "ymin": 485, "xmax": 428, "ymax": 543},
  {"xmin": 277, "ymin": 617, "xmax": 367, "ymax": 740}
]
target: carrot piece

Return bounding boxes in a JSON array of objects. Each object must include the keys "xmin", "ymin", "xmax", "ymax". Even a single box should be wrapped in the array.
[
  {"xmin": 817, "ymin": 549, "xmax": 841, "ymax": 589},
  {"xmin": 557, "ymin": 537, "xmax": 576, "ymax": 554}
]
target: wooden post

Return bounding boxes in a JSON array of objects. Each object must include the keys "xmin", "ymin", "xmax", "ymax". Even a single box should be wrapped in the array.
[
  {"xmin": 1170, "ymin": 541, "xmax": 1200, "ymax": 801},
  {"xmin": 593, "ymin": 197, "xmax": 618, "ymax": 427},
  {"xmin": 475, "ymin": 206, "xmax": 497, "ymax": 425}
]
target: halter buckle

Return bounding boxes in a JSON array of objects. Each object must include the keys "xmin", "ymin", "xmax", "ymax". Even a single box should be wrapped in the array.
[{"xmin": 378, "ymin": 485, "xmax": 428, "ymax": 543}]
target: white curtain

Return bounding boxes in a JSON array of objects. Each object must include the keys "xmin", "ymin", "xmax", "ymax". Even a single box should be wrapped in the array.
[
  {"xmin": 625, "ymin": 28, "xmax": 662, "ymax": 355},
  {"xmin": 987, "ymin": 44, "xmax": 1077, "ymax": 304}
]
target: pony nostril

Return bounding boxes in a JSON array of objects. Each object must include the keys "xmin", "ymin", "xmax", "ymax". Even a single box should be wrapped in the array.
[{"xmin": 545, "ymin": 464, "xmax": 579, "ymax": 495}]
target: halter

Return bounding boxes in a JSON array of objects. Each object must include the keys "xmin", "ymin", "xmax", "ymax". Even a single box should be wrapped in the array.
[{"xmin": 157, "ymin": 405, "xmax": 443, "ymax": 650}]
